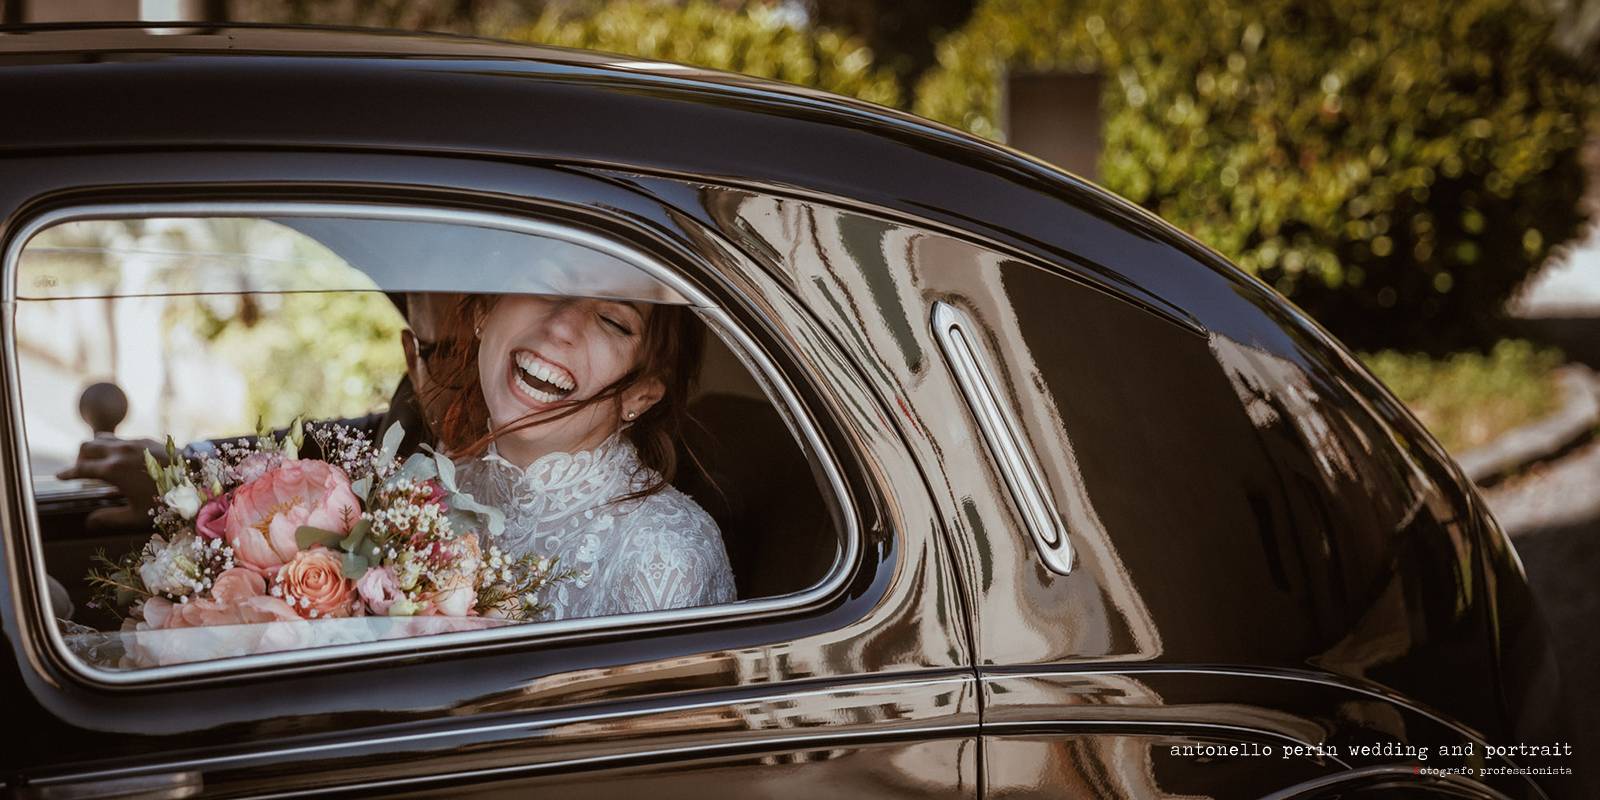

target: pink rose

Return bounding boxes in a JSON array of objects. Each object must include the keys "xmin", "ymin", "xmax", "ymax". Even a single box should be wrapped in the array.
[
  {"xmin": 276, "ymin": 548, "xmax": 358, "ymax": 619},
  {"xmin": 194, "ymin": 492, "xmax": 232, "ymax": 541},
  {"xmin": 425, "ymin": 534, "xmax": 482, "ymax": 617},
  {"xmin": 223, "ymin": 459, "xmax": 361, "ymax": 573},
  {"xmin": 141, "ymin": 567, "xmax": 300, "ymax": 629},
  {"xmin": 356, "ymin": 565, "xmax": 403, "ymax": 615},
  {"xmin": 424, "ymin": 583, "xmax": 476, "ymax": 617}
]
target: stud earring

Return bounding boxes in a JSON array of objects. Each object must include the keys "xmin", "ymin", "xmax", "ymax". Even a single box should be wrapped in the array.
[
  {"xmin": 624, "ymin": 410, "xmax": 638, "ymax": 421},
  {"xmin": 474, "ymin": 323, "xmax": 482, "ymax": 338}
]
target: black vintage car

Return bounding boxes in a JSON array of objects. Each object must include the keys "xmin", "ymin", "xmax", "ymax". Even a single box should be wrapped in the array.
[{"xmin": 0, "ymin": 24, "xmax": 1572, "ymax": 800}]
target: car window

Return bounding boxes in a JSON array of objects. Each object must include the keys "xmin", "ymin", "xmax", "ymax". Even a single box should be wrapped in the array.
[{"xmin": 9, "ymin": 206, "xmax": 844, "ymax": 679}]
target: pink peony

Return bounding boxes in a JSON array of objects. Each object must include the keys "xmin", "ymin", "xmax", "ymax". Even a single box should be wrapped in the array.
[
  {"xmin": 276, "ymin": 548, "xmax": 359, "ymax": 619},
  {"xmin": 223, "ymin": 459, "xmax": 361, "ymax": 573},
  {"xmin": 194, "ymin": 492, "xmax": 232, "ymax": 540},
  {"xmin": 234, "ymin": 450, "xmax": 282, "ymax": 484},
  {"xmin": 356, "ymin": 565, "xmax": 403, "ymax": 615},
  {"xmin": 141, "ymin": 567, "xmax": 300, "ymax": 629}
]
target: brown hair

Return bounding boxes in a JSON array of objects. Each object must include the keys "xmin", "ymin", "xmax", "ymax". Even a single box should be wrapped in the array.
[{"xmin": 418, "ymin": 293, "xmax": 704, "ymax": 499}]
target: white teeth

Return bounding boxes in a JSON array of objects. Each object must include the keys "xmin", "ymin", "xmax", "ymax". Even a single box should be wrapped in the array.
[
  {"xmin": 514, "ymin": 373, "xmax": 563, "ymax": 404},
  {"xmin": 513, "ymin": 352, "xmax": 575, "ymax": 392}
]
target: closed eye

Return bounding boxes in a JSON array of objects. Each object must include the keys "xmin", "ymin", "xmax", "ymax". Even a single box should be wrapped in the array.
[
  {"xmin": 597, "ymin": 303, "xmax": 641, "ymax": 335},
  {"xmin": 599, "ymin": 314, "xmax": 632, "ymax": 335}
]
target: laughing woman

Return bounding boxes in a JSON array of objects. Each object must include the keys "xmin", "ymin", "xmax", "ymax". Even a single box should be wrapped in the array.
[{"xmin": 418, "ymin": 293, "xmax": 735, "ymax": 620}]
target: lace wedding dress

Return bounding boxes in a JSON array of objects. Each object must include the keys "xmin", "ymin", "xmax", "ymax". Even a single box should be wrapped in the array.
[{"xmin": 454, "ymin": 435, "xmax": 736, "ymax": 621}]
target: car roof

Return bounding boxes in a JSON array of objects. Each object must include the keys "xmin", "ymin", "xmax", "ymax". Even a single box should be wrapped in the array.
[
  {"xmin": 0, "ymin": 24, "xmax": 1016, "ymax": 171},
  {"xmin": 0, "ymin": 24, "xmax": 1265, "ymax": 335}
]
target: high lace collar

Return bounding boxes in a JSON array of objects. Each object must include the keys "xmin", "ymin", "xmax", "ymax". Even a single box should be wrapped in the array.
[{"xmin": 477, "ymin": 432, "xmax": 640, "ymax": 493}]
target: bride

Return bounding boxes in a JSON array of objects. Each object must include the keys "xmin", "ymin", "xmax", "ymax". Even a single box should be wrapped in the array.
[{"xmin": 416, "ymin": 293, "xmax": 736, "ymax": 621}]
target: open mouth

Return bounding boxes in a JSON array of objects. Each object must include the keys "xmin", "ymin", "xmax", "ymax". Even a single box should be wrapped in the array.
[{"xmin": 510, "ymin": 350, "xmax": 576, "ymax": 405}]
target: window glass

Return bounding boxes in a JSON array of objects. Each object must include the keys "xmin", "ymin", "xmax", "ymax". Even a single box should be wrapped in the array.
[{"xmin": 12, "ymin": 210, "xmax": 836, "ymax": 675}]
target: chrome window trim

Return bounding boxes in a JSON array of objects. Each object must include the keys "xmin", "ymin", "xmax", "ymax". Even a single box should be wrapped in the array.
[
  {"xmin": 930, "ymin": 301, "xmax": 1074, "ymax": 575},
  {"xmin": 3, "ymin": 201, "xmax": 861, "ymax": 687},
  {"xmin": 34, "ymin": 724, "xmax": 983, "ymax": 799}
]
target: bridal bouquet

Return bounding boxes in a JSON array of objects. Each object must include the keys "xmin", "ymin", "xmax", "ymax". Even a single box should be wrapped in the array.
[{"xmin": 87, "ymin": 419, "xmax": 574, "ymax": 634}]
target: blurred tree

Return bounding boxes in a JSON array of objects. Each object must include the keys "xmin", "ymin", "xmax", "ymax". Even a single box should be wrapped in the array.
[
  {"xmin": 1541, "ymin": 0, "xmax": 1600, "ymax": 73},
  {"xmin": 506, "ymin": 0, "xmax": 901, "ymax": 106},
  {"xmin": 917, "ymin": 0, "xmax": 1596, "ymax": 351},
  {"xmin": 807, "ymin": 0, "xmax": 974, "ymax": 99},
  {"xmin": 228, "ymin": 0, "xmax": 541, "ymax": 33}
]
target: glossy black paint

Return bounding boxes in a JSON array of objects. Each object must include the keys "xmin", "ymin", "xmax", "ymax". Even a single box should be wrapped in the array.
[{"xmin": 0, "ymin": 24, "xmax": 1568, "ymax": 799}]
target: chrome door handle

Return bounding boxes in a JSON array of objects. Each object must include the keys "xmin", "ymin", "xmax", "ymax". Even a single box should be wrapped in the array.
[{"xmin": 931, "ymin": 301, "xmax": 1075, "ymax": 575}]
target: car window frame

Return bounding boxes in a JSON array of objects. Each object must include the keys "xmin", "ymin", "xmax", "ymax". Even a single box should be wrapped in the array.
[{"xmin": 3, "ymin": 199, "xmax": 862, "ymax": 688}]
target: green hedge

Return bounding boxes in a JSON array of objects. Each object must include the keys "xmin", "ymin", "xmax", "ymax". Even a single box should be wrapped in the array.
[
  {"xmin": 505, "ymin": 1, "xmax": 902, "ymax": 108},
  {"xmin": 1362, "ymin": 339, "xmax": 1564, "ymax": 452},
  {"xmin": 916, "ymin": 0, "xmax": 1594, "ymax": 350}
]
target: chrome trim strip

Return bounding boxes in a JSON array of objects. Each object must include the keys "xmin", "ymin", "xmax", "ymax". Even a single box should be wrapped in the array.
[
  {"xmin": 983, "ymin": 718, "xmax": 1345, "ymax": 764},
  {"xmin": 32, "ymin": 673, "xmax": 974, "ymax": 786},
  {"xmin": 3, "ymin": 202, "xmax": 694, "ymax": 305},
  {"xmin": 930, "ymin": 301, "xmax": 1073, "ymax": 574},
  {"xmin": 243, "ymin": 723, "xmax": 982, "ymax": 799},
  {"xmin": 982, "ymin": 666, "xmax": 1484, "ymax": 743},
  {"xmin": 3, "ymin": 202, "xmax": 860, "ymax": 687},
  {"xmin": 981, "ymin": 666, "xmax": 1546, "ymax": 783}
]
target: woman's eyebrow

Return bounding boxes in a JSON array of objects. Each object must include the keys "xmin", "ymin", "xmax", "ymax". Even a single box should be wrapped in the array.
[{"xmin": 608, "ymin": 300, "xmax": 647, "ymax": 319}]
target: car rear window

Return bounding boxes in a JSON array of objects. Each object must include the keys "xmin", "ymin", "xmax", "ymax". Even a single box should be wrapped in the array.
[{"xmin": 8, "ymin": 205, "xmax": 846, "ymax": 680}]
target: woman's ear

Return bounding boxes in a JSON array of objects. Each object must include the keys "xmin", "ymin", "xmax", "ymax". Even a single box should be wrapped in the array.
[{"xmin": 623, "ymin": 376, "xmax": 666, "ymax": 417}]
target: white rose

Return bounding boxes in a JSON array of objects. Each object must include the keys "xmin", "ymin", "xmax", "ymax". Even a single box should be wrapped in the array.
[{"xmin": 162, "ymin": 483, "xmax": 202, "ymax": 519}]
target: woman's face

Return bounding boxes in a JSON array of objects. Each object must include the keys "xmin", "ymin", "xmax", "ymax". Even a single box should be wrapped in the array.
[{"xmin": 475, "ymin": 294, "xmax": 661, "ymax": 466}]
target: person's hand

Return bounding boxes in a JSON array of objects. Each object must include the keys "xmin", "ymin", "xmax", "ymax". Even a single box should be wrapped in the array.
[{"xmin": 55, "ymin": 436, "xmax": 165, "ymax": 529}]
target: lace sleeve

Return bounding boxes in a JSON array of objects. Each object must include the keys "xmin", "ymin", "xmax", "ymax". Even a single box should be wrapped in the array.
[{"xmin": 609, "ymin": 494, "xmax": 737, "ymax": 614}]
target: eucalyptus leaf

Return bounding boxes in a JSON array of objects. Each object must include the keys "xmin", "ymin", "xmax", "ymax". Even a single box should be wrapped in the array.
[
  {"xmin": 340, "ymin": 519, "xmax": 371, "ymax": 553},
  {"xmin": 397, "ymin": 452, "xmax": 438, "ymax": 482},
  {"xmin": 351, "ymin": 475, "xmax": 372, "ymax": 502},
  {"xmin": 340, "ymin": 552, "xmax": 370, "ymax": 582},
  {"xmin": 433, "ymin": 451, "xmax": 458, "ymax": 492},
  {"xmin": 380, "ymin": 421, "xmax": 406, "ymax": 463},
  {"xmin": 295, "ymin": 525, "xmax": 344, "ymax": 551},
  {"xmin": 485, "ymin": 505, "xmax": 504, "ymax": 537},
  {"xmin": 449, "ymin": 490, "xmax": 505, "ymax": 537}
]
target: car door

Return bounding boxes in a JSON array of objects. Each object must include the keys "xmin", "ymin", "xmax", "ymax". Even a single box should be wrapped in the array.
[
  {"xmin": 0, "ymin": 151, "xmax": 977, "ymax": 798},
  {"xmin": 616, "ymin": 174, "xmax": 1557, "ymax": 800}
]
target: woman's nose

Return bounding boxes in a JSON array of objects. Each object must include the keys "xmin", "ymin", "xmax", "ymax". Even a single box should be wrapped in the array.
[{"xmin": 540, "ymin": 298, "xmax": 587, "ymax": 342}]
